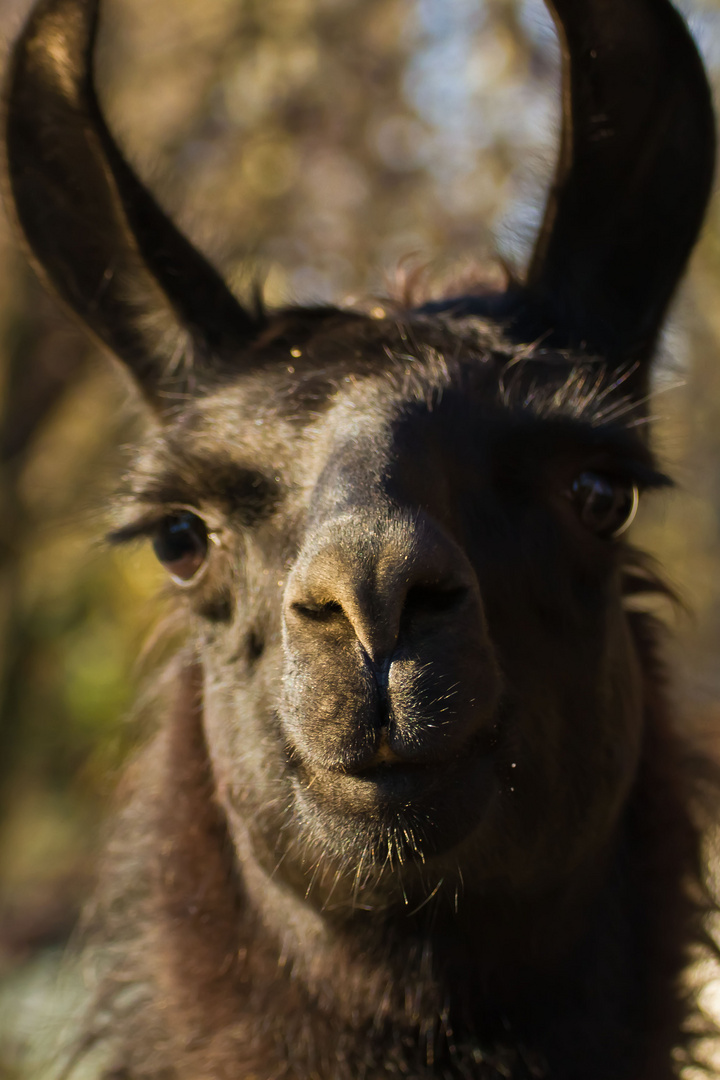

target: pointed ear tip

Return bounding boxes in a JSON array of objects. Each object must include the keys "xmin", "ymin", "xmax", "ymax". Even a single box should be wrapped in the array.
[
  {"xmin": 9, "ymin": 0, "xmax": 101, "ymax": 90},
  {"xmin": 525, "ymin": 0, "xmax": 716, "ymax": 369}
]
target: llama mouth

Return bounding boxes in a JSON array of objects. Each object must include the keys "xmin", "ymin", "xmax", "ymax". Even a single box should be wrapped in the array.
[
  {"xmin": 288, "ymin": 746, "xmax": 501, "ymax": 868},
  {"xmin": 291, "ymin": 753, "xmax": 435, "ymax": 803},
  {"xmin": 285, "ymin": 702, "xmax": 506, "ymax": 820},
  {"xmin": 290, "ymin": 737, "xmax": 499, "ymax": 821},
  {"xmin": 335, "ymin": 759, "xmax": 438, "ymax": 802}
]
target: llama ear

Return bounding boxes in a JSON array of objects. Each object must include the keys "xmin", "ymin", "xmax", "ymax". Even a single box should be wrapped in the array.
[
  {"xmin": 4, "ymin": 0, "xmax": 262, "ymax": 406},
  {"xmin": 525, "ymin": 0, "xmax": 716, "ymax": 390}
]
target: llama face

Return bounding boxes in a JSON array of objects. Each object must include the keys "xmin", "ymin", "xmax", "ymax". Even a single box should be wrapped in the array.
[
  {"xmin": 113, "ymin": 314, "xmax": 653, "ymax": 912},
  {"xmin": 5, "ymin": 1, "xmax": 719, "ymax": 1074},
  {"xmin": 5, "ymin": 0, "xmax": 714, "ymax": 920}
]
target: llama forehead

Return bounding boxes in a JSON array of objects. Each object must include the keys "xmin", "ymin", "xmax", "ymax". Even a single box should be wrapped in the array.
[
  {"xmin": 164, "ymin": 345, "xmax": 493, "ymax": 493},
  {"xmin": 208, "ymin": 315, "xmax": 638, "ymax": 429},
  {"xmin": 134, "ymin": 337, "xmax": 651, "ymax": 525}
]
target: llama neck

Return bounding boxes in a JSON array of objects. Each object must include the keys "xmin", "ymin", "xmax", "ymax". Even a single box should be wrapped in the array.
[
  {"xmin": 91, "ymin": 659, "xmax": 704, "ymax": 1080},
  {"xmin": 228, "ymin": 797, "xmax": 690, "ymax": 1080}
]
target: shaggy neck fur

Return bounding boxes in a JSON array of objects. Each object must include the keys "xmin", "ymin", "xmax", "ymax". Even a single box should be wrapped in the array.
[{"xmin": 73, "ymin": 611, "xmax": 715, "ymax": 1080}]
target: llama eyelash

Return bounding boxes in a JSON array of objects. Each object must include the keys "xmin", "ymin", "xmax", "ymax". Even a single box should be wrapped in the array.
[{"xmin": 106, "ymin": 506, "xmax": 217, "ymax": 546}]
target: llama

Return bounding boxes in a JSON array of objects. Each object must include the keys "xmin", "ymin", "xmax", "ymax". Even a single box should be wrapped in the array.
[{"xmin": 3, "ymin": 0, "xmax": 718, "ymax": 1077}]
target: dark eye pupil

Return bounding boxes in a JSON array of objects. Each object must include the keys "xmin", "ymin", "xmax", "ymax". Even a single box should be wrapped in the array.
[
  {"xmin": 572, "ymin": 472, "xmax": 637, "ymax": 538},
  {"xmin": 152, "ymin": 512, "xmax": 209, "ymax": 582}
]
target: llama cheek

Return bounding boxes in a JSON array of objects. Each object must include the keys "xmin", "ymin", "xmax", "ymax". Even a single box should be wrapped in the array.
[{"xmin": 200, "ymin": 675, "xmax": 275, "ymax": 799}]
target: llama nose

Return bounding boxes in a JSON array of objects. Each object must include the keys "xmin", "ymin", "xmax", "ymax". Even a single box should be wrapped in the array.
[
  {"xmin": 282, "ymin": 512, "xmax": 499, "ymax": 771},
  {"xmin": 284, "ymin": 513, "xmax": 475, "ymax": 662}
]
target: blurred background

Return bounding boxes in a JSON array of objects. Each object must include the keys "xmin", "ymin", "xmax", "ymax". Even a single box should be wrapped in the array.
[{"xmin": 2, "ymin": 0, "xmax": 720, "ymax": 1072}]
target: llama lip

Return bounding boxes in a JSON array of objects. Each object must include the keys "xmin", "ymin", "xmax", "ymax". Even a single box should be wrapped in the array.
[
  {"xmin": 289, "ymin": 746, "xmax": 501, "ymax": 865},
  {"xmin": 286, "ymin": 700, "xmax": 506, "ymax": 814},
  {"xmin": 338, "ymin": 760, "xmax": 437, "ymax": 802},
  {"xmin": 291, "ymin": 753, "xmax": 435, "ymax": 798},
  {"xmin": 353, "ymin": 758, "xmax": 432, "ymax": 780},
  {"xmin": 290, "ymin": 741, "xmax": 497, "ymax": 817}
]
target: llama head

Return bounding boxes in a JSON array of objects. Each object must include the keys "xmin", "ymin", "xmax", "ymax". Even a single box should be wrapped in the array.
[{"xmin": 4, "ymin": 0, "xmax": 715, "ymax": 917}]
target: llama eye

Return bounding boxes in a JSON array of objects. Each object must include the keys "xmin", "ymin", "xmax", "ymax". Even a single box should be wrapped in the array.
[
  {"xmin": 571, "ymin": 472, "xmax": 639, "ymax": 539},
  {"xmin": 152, "ymin": 512, "xmax": 210, "ymax": 584}
]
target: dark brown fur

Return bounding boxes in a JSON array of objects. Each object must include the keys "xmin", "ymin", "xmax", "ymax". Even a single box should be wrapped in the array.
[
  {"xmin": 4, "ymin": 0, "xmax": 720, "ymax": 1077},
  {"xmin": 74, "ymin": 610, "xmax": 716, "ymax": 1080}
]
